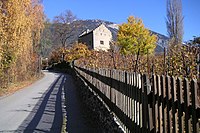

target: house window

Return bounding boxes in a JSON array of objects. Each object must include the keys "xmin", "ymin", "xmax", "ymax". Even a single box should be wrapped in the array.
[{"xmin": 100, "ymin": 40, "xmax": 104, "ymax": 45}]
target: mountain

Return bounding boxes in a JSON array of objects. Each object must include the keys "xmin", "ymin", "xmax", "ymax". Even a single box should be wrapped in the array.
[
  {"xmin": 42, "ymin": 19, "xmax": 169, "ymax": 57},
  {"xmin": 70, "ymin": 19, "xmax": 169, "ymax": 53},
  {"xmin": 69, "ymin": 19, "xmax": 119, "ymax": 43}
]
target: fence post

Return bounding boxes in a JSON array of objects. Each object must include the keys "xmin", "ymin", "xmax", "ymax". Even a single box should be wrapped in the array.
[
  {"xmin": 166, "ymin": 76, "xmax": 171, "ymax": 133},
  {"xmin": 161, "ymin": 75, "xmax": 167, "ymax": 133},
  {"xmin": 132, "ymin": 72, "xmax": 136, "ymax": 130},
  {"xmin": 191, "ymin": 79, "xmax": 199, "ymax": 133},
  {"xmin": 197, "ymin": 54, "xmax": 200, "ymax": 83},
  {"xmin": 177, "ymin": 77, "xmax": 183, "ymax": 133},
  {"xmin": 183, "ymin": 78, "xmax": 192, "ymax": 133},
  {"xmin": 110, "ymin": 69, "xmax": 112, "ymax": 110},
  {"xmin": 152, "ymin": 75, "xmax": 157, "ymax": 133},
  {"xmin": 156, "ymin": 75, "xmax": 162, "ymax": 133},
  {"xmin": 171, "ymin": 76, "xmax": 177, "ymax": 133},
  {"xmin": 142, "ymin": 74, "xmax": 149, "ymax": 132}
]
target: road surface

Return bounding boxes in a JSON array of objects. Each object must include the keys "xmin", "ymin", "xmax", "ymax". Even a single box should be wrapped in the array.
[{"xmin": 0, "ymin": 71, "xmax": 101, "ymax": 133}]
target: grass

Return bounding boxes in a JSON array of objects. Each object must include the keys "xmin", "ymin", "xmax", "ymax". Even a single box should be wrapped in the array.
[{"xmin": 61, "ymin": 115, "xmax": 67, "ymax": 133}]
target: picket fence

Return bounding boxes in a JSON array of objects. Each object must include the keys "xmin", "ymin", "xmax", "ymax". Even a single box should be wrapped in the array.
[{"xmin": 74, "ymin": 66, "xmax": 200, "ymax": 133}]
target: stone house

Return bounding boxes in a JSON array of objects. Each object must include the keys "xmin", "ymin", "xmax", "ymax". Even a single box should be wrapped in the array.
[{"xmin": 78, "ymin": 24, "xmax": 112, "ymax": 51}]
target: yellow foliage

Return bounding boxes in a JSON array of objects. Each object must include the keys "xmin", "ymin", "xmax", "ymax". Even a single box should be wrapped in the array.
[
  {"xmin": 0, "ymin": 0, "xmax": 44, "ymax": 86},
  {"xmin": 64, "ymin": 43, "xmax": 91, "ymax": 62},
  {"xmin": 49, "ymin": 47, "xmax": 63, "ymax": 63},
  {"xmin": 117, "ymin": 16, "xmax": 157, "ymax": 55}
]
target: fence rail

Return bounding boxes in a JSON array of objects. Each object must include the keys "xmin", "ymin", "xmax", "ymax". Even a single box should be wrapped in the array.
[{"xmin": 74, "ymin": 66, "xmax": 200, "ymax": 133}]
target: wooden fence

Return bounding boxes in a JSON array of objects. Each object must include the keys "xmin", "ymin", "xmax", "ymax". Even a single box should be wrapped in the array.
[{"xmin": 74, "ymin": 66, "xmax": 200, "ymax": 133}]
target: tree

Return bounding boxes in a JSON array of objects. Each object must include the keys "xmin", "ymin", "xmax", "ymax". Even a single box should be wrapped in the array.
[
  {"xmin": 109, "ymin": 41, "xmax": 119, "ymax": 69},
  {"xmin": 49, "ymin": 47, "xmax": 63, "ymax": 64},
  {"xmin": 166, "ymin": 0, "xmax": 184, "ymax": 46},
  {"xmin": 53, "ymin": 10, "xmax": 80, "ymax": 61},
  {"xmin": 0, "ymin": 0, "xmax": 44, "ymax": 88},
  {"xmin": 31, "ymin": 0, "xmax": 45, "ymax": 53},
  {"xmin": 65, "ymin": 42, "xmax": 91, "ymax": 62},
  {"xmin": 117, "ymin": 16, "xmax": 157, "ymax": 55},
  {"xmin": 53, "ymin": 10, "xmax": 79, "ymax": 48},
  {"xmin": 49, "ymin": 43, "xmax": 90, "ymax": 65},
  {"xmin": 40, "ymin": 18, "xmax": 54, "ymax": 57},
  {"xmin": 187, "ymin": 36, "xmax": 200, "ymax": 46}
]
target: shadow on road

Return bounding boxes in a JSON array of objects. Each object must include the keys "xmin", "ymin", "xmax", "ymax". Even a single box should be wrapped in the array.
[
  {"xmin": 16, "ymin": 73, "xmax": 66, "ymax": 132},
  {"xmin": 65, "ymin": 74, "xmax": 103, "ymax": 133}
]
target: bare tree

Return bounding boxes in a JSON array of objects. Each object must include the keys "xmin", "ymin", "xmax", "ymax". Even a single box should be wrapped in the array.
[
  {"xmin": 109, "ymin": 40, "xmax": 120, "ymax": 69},
  {"xmin": 53, "ymin": 10, "xmax": 79, "ymax": 48},
  {"xmin": 53, "ymin": 10, "xmax": 80, "ymax": 61},
  {"xmin": 166, "ymin": 0, "xmax": 184, "ymax": 46}
]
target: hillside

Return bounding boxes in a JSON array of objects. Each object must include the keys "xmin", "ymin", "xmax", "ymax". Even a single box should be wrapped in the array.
[{"xmin": 41, "ymin": 19, "xmax": 169, "ymax": 57}]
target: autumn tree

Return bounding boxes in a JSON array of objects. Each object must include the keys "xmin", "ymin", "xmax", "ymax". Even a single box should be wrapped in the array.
[
  {"xmin": 64, "ymin": 42, "xmax": 91, "ymax": 63},
  {"xmin": 117, "ymin": 16, "xmax": 157, "ymax": 55},
  {"xmin": 109, "ymin": 41, "xmax": 120, "ymax": 69},
  {"xmin": 49, "ymin": 47, "xmax": 63, "ymax": 64},
  {"xmin": 31, "ymin": 0, "xmax": 45, "ymax": 53},
  {"xmin": 166, "ymin": 0, "xmax": 184, "ymax": 46},
  {"xmin": 117, "ymin": 16, "xmax": 157, "ymax": 70},
  {"xmin": 0, "ymin": 0, "xmax": 44, "ymax": 89},
  {"xmin": 49, "ymin": 42, "xmax": 90, "ymax": 65},
  {"xmin": 165, "ymin": 0, "xmax": 197, "ymax": 78}
]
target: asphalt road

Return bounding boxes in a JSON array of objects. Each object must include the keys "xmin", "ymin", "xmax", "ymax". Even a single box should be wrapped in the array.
[
  {"xmin": 65, "ymin": 73, "xmax": 101, "ymax": 133},
  {"xmin": 0, "ymin": 71, "xmax": 65, "ymax": 132},
  {"xmin": 0, "ymin": 71, "xmax": 100, "ymax": 133}
]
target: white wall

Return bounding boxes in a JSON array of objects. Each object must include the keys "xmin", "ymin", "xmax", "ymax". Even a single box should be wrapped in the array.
[{"xmin": 93, "ymin": 24, "xmax": 112, "ymax": 51}]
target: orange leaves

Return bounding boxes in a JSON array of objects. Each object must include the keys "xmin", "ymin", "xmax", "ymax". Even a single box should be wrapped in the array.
[
  {"xmin": 64, "ymin": 43, "xmax": 91, "ymax": 62},
  {"xmin": 71, "ymin": 43, "xmax": 91, "ymax": 59},
  {"xmin": 31, "ymin": 0, "xmax": 44, "ymax": 47},
  {"xmin": 49, "ymin": 43, "xmax": 91, "ymax": 64},
  {"xmin": 49, "ymin": 47, "xmax": 62, "ymax": 63}
]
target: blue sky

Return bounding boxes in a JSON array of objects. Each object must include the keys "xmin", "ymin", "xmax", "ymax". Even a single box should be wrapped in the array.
[{"xmin": 43, "ymin": 0, "xmax": 200, "ymax": 42}]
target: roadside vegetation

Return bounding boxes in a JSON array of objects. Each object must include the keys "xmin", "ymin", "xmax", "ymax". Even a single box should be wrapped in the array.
[{"xmin": 0, "ymin": 0, "xmax": 44, "ymax": 95}]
